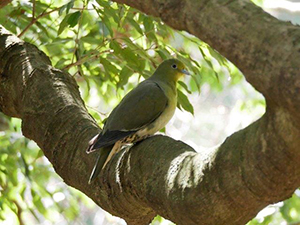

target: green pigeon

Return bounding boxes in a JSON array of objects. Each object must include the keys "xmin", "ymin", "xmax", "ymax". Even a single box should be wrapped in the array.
[{"xmin": 86, "ymin": 58, "xmax": 190, "ymax": 183}]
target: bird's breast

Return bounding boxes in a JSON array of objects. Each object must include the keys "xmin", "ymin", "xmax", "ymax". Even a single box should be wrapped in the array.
[
  {"xmin": 150, "ymin": 101, "xmax": 176, "ymax": 131},
  {"xmin": 137, "ymin": 84, "xmax": 177, "ymax": 137}
]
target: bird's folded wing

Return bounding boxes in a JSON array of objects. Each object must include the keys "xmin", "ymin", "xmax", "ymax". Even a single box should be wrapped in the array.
[
  {"xmin": 105, "ymin": 80, "xmax": 168, "ymax": 132},
  {"xmin": 89, "ymin": 130, "xmax": 136, "ymax": 151}
]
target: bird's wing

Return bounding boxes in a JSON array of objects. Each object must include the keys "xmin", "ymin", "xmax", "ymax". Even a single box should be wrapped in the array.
[
  {"xmin": 86, "ymin": 130, "xmax": 136, "ymax": 153},
  {"xmin": 106, "ymin": 80, "xmax": 168, "ymax": 131},
  {"xmin": 88, "ymin": 80, "xmax": 168, "ymax": 151}
]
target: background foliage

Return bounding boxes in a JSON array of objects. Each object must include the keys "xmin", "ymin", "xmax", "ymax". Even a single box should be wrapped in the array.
[{"xmin": 0, "ymin": 0, "xmax": 299, "ymax": 224}]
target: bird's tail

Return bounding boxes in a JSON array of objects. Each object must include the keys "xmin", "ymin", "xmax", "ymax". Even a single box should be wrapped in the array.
[{"xmin": 88, "ymin": 145, "xmax": 112, "ymax": 184}]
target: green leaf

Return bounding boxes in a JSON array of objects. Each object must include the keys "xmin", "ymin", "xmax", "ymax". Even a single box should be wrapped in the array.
[
  {"xmin": 138, "ymin": 59, "xmax": 146, "ymax": 71},
  {"xmin": 207, "ymin": 46, "xmax": 227, "ymax": 66},
  {"xmin": 199, "ymin": 46, "xmax": 219, "ymax": 82},
  {"xmin": 152, "ymin": 215, "xmax": 165, "ymax": 223},
  {"xmin": 55, "ymin": 58, "xmax": 68, "ymax": 68},
  {"xmin": 143, "ymin": 16, "xmax": 157, "ymax": 42},
  {"xmin": 100, "ymin": 58, "xmax": 119, "ymax": 75},
  {"xmin": 110, "ymin": 40, "xmax": 122, "ymax": 54},
  {"xmin": 159, "ymin": 127, "xmax": 166, "ymax": 133},
  {"xmin": 97, "ymin": 21, "xmax": 110, "ymax": 37},
  {"xmin": 120, "ymin": 47, "xmax": 139, "ymax": 68},
  {"xmin": 66, "ymin": 0, "xmax": 75, "ymax": 14},
  {"xmin": 97, "ymin": 0, "xmax": 119, "ymax": 24},
  {"xmin": 0, "ymin": 210, "xmax": 4, "ymax": 220},
  {"xmin": 58, "ymin": 14, "xmax": 71, "ymax": 35},
  {"xmin": 59, "ymin": 0, "xmax": 75, "ymax": 15},
  {"xmin": 190, "ymin": 72, "xmax": 202, "ymax": 93},
  {"xmin": 121, "ymin": 37, "xmax": 150, "ymax": 61},
  {"xmin": 118, "ymin": 66, "xmax": 133, "ymax": 88},
  {"xmin": 57, "ymin": 11, "xmax": 81, "ymax": 35},
  {"xmin": 67, "ymin": 11, "xmax": 81, "ymax": 28},
  {"xmin": 92, "ymin": 4, "xmax": 114, "ymax": 37},
  {"xmin": 143, "ymin": 16, "xmax": 153, "ymax": 32},
  {"xmin": 230, "ymin": 68, "xmax": 243, "ymax": 85},
  {"xmin": 178, "ymin": 81, "xmax": 192, "ymax": 94},
  {"xmin": 20, "ymin": 185, "xmax": 27, "ymax": 199},
  {"xmin": 102, "ymin": 17, "xmax": 113, "ymax": 36},
  {"xmin": 33, "ymin": 195, "xmax": 46, "ymax": 215},
  {"xmin": 35, "ymin": 21, "xmax": 48, "ymax": 37},
  {"xmin": 156, "ymin": 49, "xmax": 171, "ymax": 60},
  {"xmin": 126, "ymin": 16, "xmax": 143, "ymax": 34},
  {"xmin": 121, "ymin": 37, "xmax": 137, "ymax": 49},
  {"xmin": 177, "ymin": 89, "xmax": 194, "ymax": 115},
  {"xmin": 81, "ymin": 35, "xmax": 101, "ymax": 45},
  {"xmin": 156, "ymin": 22, "xmax": 171, "ymax": 37}
]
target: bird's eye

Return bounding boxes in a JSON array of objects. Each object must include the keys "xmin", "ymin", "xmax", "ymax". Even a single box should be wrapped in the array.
[{"xmin": 171, "ymin": 64, "xmax": 177, "ymax": 69}]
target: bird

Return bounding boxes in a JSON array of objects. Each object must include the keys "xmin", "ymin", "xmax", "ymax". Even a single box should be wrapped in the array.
[{"xmin": 86, "ymin": 58, "xmax": 190, "ymax": 183}]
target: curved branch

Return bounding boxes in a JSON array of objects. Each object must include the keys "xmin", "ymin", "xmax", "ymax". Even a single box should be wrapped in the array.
[{"xmin": 1, "ymin": 0, "xmax": 300, "ymax": 223}]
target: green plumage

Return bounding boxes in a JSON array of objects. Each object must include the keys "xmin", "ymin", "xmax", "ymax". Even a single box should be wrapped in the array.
[
  {"xmin": 86, "ymin": 59, "xmax": 190, "ymax": 183},
  {"xmin": 104, "ymin": 80, "xmax": 168, "ymax": 132}
]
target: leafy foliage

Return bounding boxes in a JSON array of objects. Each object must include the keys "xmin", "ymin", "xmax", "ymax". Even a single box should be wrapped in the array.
[
  {"xmin": 0, "ymin": 0, "xmax": 244, "ymax": 116},
  {"xmin": 0, "ymin": 115, "xmax": 99, "ymax": 224},
  {"xmin": 0, "ymin": 0, "xmax": 296, "ymax": 225}
]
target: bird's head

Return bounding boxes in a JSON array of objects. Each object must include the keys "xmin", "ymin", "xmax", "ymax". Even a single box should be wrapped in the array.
[{"xmin": 153, "ymin": 59, "xmax": 190, "ymax": 82}]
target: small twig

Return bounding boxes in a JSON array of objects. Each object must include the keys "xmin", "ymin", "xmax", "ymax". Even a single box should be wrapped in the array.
[
  {"xmin": 71, "ymin": 1, "xmax": 86, "ymax": 66},
  {"xmin": 18, "ymin": 7, "xmax": 60, "ymax": 37},
  {"xmin": 12, "ymin": 200, "xmax": 25, "ymax": 225},
  {"xmin": 86, "ymin": 105, "xmax": 108, "ymax": 116},
  {"xmin": 72, "ymin": 7, "xmax": 94, "ymax": 10},
  {"xmin": 63, "ymin": 38, "xmax": 110, "ymax": 70},
  {"xmin": 32, "ymin": 0, "xmax": 36, "ymax": 18},
  {"xmin": 63, "ymin": 49, "xmax": 113, "ymax": 70}
]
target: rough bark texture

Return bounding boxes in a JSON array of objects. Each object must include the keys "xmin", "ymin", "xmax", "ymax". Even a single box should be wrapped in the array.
[
  {"xmin": 0, "ymin": 0, "xmax": 11, "ymax": 9},
  {"xmin": 0, "ymin": 0, "xmax": 300, "ymax": 224}
]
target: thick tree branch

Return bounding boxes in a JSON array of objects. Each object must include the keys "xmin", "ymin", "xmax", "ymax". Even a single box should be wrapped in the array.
[{"xmin": 1, "ymin": 0, "xmax": 300, "ymax": 223}]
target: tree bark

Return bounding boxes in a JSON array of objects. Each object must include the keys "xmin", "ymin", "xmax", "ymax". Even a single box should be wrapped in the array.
[
  {"xmin": 0, "ymin": 0, "xmax": 300, "ymax": 224},
  {"xmin": 0, "ymin": 0, "xmax": 11, "ymax": 9}
]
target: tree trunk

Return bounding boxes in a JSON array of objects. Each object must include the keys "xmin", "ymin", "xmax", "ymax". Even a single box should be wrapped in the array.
[{"xmin": 0, "ymin": 0, "xmax": 300, "ymax": 224}]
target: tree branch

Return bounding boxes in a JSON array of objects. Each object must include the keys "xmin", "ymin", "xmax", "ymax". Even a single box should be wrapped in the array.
[
  {"xmin": 18, "ymin": 7, "xmax": 60, "ymax": 38},
  {"xmin": 1, "ymin": 0, "xmax": 300, "ymax": 224}
]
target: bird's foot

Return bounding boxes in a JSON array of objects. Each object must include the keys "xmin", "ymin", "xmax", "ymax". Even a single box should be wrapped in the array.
[{"xmin": 134, "ymin": 134, "xmax": 152, "ymax": 144}]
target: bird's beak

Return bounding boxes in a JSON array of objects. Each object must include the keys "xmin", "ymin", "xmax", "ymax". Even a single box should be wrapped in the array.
[{"xmin": 181, "ymin": 69, "xmax": 191, "ymax": 75}]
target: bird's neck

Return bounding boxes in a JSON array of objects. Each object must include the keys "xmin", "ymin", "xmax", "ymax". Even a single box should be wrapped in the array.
[{"xmin": 151, "ymin": 71, "xmax": 177, "ymax": 84}]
